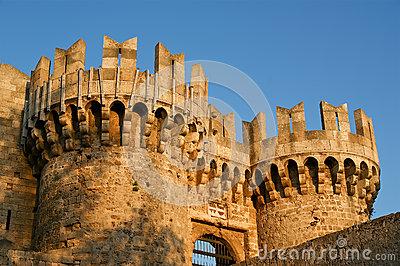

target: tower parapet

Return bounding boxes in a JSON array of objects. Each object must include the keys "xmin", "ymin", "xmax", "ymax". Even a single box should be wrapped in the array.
[{"xmin": 250, "ymin": 101, "xmax": 380, "ymax": 249}]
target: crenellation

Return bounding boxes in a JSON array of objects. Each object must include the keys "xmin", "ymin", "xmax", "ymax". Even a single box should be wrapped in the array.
[
  {"xmin": 320, "ymin": 101, "xmax": 351, "ymax": 132},
  {"xmin": 31, "ymin": 56, "xmax": 51, "ymax": 89},
  {"xmin": 277, "ymin": 102, "xmax": 306, "ymax": 143}
]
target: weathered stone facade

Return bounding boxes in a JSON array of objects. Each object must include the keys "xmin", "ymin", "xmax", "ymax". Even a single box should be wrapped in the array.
[{"xmin": 0, "ymin": 36, "xmax": 383, "ymax": 265}]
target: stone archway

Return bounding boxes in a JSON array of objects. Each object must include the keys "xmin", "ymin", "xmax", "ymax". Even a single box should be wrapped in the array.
[{"xmin": 192, "ymin": 234, "xmax": 236, "ymax": 266}]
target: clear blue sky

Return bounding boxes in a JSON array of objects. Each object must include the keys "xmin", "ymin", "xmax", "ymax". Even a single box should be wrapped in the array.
[{"xmin": 0, "ymin": 0, "xmax": 399, "ymax": 218}]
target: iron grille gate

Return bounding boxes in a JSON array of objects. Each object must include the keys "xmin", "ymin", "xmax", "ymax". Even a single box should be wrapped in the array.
[{"xmin": 192, "ymin": 235, "xmax": 235, "ymax": 266}]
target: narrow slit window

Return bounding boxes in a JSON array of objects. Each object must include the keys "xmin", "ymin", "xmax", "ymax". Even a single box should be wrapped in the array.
[
  {"xmin": 64, "ymin": 55, "xmax": 68, "ymax": 73},
  {"xmin": 117, "ymin": 48, "xmax": 122, "ymax": 67},
  {"xmin": 335, "ymin": 112, "xmax": 341, "ymax": 131},
  {"xmin": 368, "ymin": 122, "xmax": 374, "ymax": 150},
  {"xmin": 6, "ymin": 210, "xmax": 11, "ymax": 230},
  {"xmin": 222, "ymin": 119, "xmax": 226, "ymax": 137},
  {"xmin": 171, "ymin": 59, "xmax": 175, "ymax": 79},
  {"xmin": 289, "ymin": 114, "xmax": 293, "ymax": 133}
]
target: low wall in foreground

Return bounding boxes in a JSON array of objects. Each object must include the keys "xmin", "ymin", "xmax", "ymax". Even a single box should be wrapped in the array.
[{"xmin": 236, "ymin": 212, "xmax": 400, "ymax": 265}]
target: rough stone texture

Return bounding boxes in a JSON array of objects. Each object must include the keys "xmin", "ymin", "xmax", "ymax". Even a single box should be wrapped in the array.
[
  {"xmin": 236, "ymin": 212, "xmax": 400, "ymax": 265},
  {"xmin": 0, "ymin": 65, "xmax": 36, "ymax": 257},
  {"xmin": 0, "ymin": 36, "xmax": 388, "ymax": 265}
]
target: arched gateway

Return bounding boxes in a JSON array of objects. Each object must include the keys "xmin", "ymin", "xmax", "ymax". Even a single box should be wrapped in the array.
[{"xmin": 192, "ymin": 235, "xmax": 236, "ymax": 266}]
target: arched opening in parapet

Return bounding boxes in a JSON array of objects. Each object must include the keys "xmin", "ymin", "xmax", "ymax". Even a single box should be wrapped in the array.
[
  {"xmin": 48, "ymin": 110, "xmax": 63, "ymax": 138},
  {"xmin": 85, "ymin": 101, "xmax": 102, "ymax": 145},
  {"xmin": 271, "ymin": 164, "xmax": 284, "ymax": 198},
  {"xmin": 189, "ymin": 122, "xmax": 197, "ymax": 132},
  {"xmin": 305, "ymin": 157, "xmax": 319, "ymax": 193},
  {"xmin": 195, "ymin": 157, "xmax": 206, "ymax": 186},
  {"xmin": 132, "ymin": 102, "xmax": 148, "ymax": 117},
  {"xmin": 197, "ymin": 157, "xmax": 205, "ymax": 170},
  {"xmin": 33, "ymin": 120, "xmax": 49, "ymax": 152},
  {"xmin": 222, "ymin": 163, "xmax": 229, "ymax": 178},
  {"xmin": 210, "ymin": 159, "xmax": 217, "ymax": 176},
  {"xmin": 132, "ymin": 102, "xmax": 148, "ymax": 148},
  {"xmin": 232, "ymin": 167, "xmax": 241, "ymax": 204},
  {"xmin": 372, "ymin": 166, "xmax": 377, "ymax": 177},
  {"xmin": 360, "ymin": 161, "xmax": 368, "ymax": 180},
  {"xmin": 359, "ymin": 161, "xmax": 369, "ymax": 197},
  {"xmin": 155, "ymin": 107, "xmax": 168, "ymax": 121},
  {"xmin": 155, "ymin": 107, "xmax": 168, "ymax": 149},
  {"xmin": 253, "ymin": 169, "xmax": 268, "ymax": 206},
  {"xmin": 109, "ymin": 101, "xmax": 125, "ymax": 146},
  {"xmin": 287, "ymin": 159, "xmax": 301, "ymax": 194},
  {"xmin": 344, "ymin": 158, "xmax": 356, "ymax": 196},
  {"xmin": 221, "ymin": 163, "xmax": 230, "ymax": 197},
  {"xmin": 174, "ymin": 113, "xmax": 185, "ymax": 125},
  {"xmin": 325, "ymin": 157, "xmax": 339, "ymax": 194},
  {"xmin": 233, "ymin": 167, "xmax": 240, "ymax": 186},
  {"xmin": 371, "ymin": 166, "xmax": 380, "ymax": 195},
  {"xmin": 192, "ymin": 234, "xmax": 236, "ymax": 266},
  {"xmin": 66, "ymin": 104, "xmax": 79, "ymax": 132},
  {"xmin": 243, "ymin": 169, "xmax": 252, "ymax": 205}
]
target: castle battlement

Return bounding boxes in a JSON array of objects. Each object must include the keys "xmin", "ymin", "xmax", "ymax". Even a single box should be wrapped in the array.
[
  {"xmin": 23, "ymin": 35, "xmax": 380, "ymax": 221},
  {"xmin": 0, "ymin": 35, "xmax": 382, "ymax": 264}
]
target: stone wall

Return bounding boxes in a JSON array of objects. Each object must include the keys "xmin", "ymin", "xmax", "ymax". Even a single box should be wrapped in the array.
[
  {"xmin": 0, "ymin": 65, "xmax": 36, "ymax": 254},
  {"xmin": 259, "ymin": 194, "xmax": 368, "ymax": 249},
  {"xmin": 28, "ymin": 145, "xmax": 257, "ymax": 264},
  {"xmin": 236, "ymin": 212, "xmax": 400, "ymax": 265}
]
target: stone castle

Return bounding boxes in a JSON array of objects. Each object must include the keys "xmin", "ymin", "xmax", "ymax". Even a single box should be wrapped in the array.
[{"xmin": 0, "ymin": 36, "xmax": 383, "ymax": 265}]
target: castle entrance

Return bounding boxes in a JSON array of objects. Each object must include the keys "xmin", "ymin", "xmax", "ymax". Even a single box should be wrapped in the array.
[{"xmin": 192, "ymin": 234, "xmax": 236, "ymax": 266}]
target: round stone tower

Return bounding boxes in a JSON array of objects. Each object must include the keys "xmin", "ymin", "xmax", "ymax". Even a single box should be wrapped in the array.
[
  {"xmin": 23, "ymin": 37, "xmax": 199, "ymax": 264},
  {"xmin": 248, "ymin": 101, "xmax": 380, "ymax": 249},
  {"xmin": 22, "ymin": 36, "xmax": 261, "ymax": 264}
]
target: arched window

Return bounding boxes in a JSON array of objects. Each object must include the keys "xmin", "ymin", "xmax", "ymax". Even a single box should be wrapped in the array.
[
  {"xmin": 360, "ymin": 161, "xmax": 368, "ymax": 180},
  {"xmin": 109, "ymin": 101, "xmax": 125, "ymax": 146},
  {"xmin": 254, "ymin": 169, "xmax": 268, "ymax": 205},
  {"xmin": 221, "ymin": 163, "xmax": 230, "ymax": 195},
  {"xmin": 173, "ymin": 113, "xmax": 185, "ymax": 125},
  {"xmin": 154, "ymin": 107, "xmax": 168, "ymax": 148},
  {"xmin": 372, "ymin": 166, "xmax": 377, "ymax": 177},
  {"xmin": 210, "ymin": 160, "xmax": 217, "ymax": 175},
  {"xmin": 49, "ymin": 110, "xmax": 63, "ymax": 137},
  {"xmin": 233, "ymin": 167, "xmax": 240, "ymax": 186},
  {"xmin": 222, "ymin": 163, "xmax": 229, "ymax": 178},
  {"xmin": 192, "ymin": 235, "xmax": 236, "ymax": 266},
  {"xmin": 344, "ymin": 158, "xmax": 356, "ymax": 196},
  {"xmin": 243, "ymin": 169, "xmax": 253, "ymax": 203},
  {"xmin": 197, "ymin": 157, "xmax": 206, "ymax": 170},
  {"xmin": 132, "ymin": 102, "xmax": 148, "ymax": 148},
  {"xmin": 325, "ymin": 157, "xmax": 339, "ymax": 194},
  {"xmin": 305, "ymin": 157, "xmax": 319, "ymax": 193},
  {"xmin": 271, "ymin": 164, "xmax": 284, "ymax": 198},
  {"xmin": 66, "ymin": 104, "xmax": 79, "ymax": 132},
  {"xmin": 155, "ymin": 107, "xmax": 168, "ymax": 122},
  {"xmin": 287, "ymin": 159, "xmax": 301, "ymax": 194},
  {"xmin": 371, "ymin": 166, "xmax": 380, "ymax": 193},
  {"xmin": 85, "ymin": 101, "xmax": 102, "ymax": 145}
]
